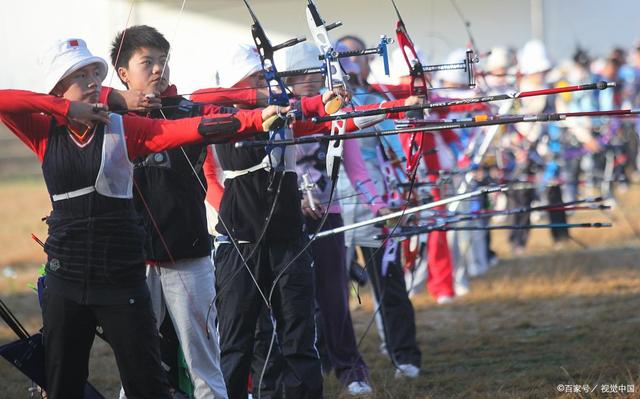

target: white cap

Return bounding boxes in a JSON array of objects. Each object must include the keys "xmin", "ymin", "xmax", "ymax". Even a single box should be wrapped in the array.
[
  {"xmin": 486, "ymin": 46, "xmax": 512, "ymax": 71},
  {"xmin": 518, "ymin": 39, "xmax": 552, "ymax": 75},
  {"xmin": 41, "ymin": 38, "xmax": 108, "ymax": 94},
  {"xmin": 434, "ymin": 48, "xmax": 468, "ymax": 85},
  {"xmin": 216, "ymin": 43, "xmax": 263, "ymax": 88},
  {"xmin": 274, "ymin": 42, "xmax": 321, "ymax": 71}
]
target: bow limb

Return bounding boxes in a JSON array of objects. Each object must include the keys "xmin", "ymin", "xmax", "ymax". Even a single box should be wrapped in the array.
[
  {"xmin": 390, "ymin": 0, "xmax": 429, "ymax": 173},
  {"xmin": 306, "ymin": 0, "xmax": 348, "ymax": 180}
]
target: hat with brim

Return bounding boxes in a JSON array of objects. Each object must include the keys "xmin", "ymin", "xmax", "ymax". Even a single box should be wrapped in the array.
[
  {"xmin": 42, "ymin": 38, "xmax": 108, "ymax": 94},
  {"xmin": 216, "ymin": 44, "xmax": 263, "ymax": 88},
  {"xmin": 274, "ymin": 42, "xmax": 321, "ymax": 72},
  {"xmin": 518, "ymin": 39, "xmax": 552, "ymax": 75},
  {"xmin": 486, "ymin": 47, "xmax": 512, "ymax": 71}
]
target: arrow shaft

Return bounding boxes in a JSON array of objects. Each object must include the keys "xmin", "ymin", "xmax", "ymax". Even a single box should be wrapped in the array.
[
  {"xmin": 380, "ymin": 222, "xmax": 611, "ymax": 239},
  {"xmin": 311, "ymin": 81, "xmax": 614, "ymax": 123},
  {"xmin": 314, "ymin": 186, "xmax": 505, "ymax": 239},
  {"xmin": 236, "ymin": 113, "xmax": 563, "ymax": 148}
]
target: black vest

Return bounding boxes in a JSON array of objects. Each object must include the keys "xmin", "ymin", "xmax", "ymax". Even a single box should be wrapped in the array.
[
  {"xmin": 42, "ymin": 121, "xmax": 147, "ymax": 305},
  {"xmin": 214, "ymin": 135, "xmax": 304, "ymax": 243},
  {"xmin": 132, "ymin": 96, "xmax": 211, "ymax": 262}
]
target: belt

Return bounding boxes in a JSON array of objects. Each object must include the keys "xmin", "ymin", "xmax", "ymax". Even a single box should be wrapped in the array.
[
  {"xmin": 223, "ymin": 161, "xmax": 271, "ymax": 180},
  {"xmin": 51, "ymin": 186, "xmax": 96, "ymax": 202},
  {"xmin": 214, "ymin": 235, "xmax": 251, "ymax": 249}
]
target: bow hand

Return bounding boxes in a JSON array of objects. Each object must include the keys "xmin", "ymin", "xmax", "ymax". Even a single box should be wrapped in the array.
[
  {"xmin": 321, "ymin": 87, "xmax": 351, "ymax": 113},
  {"xmin": 68, "ymin": 102, "xmax": 110, "ymax": 126}
]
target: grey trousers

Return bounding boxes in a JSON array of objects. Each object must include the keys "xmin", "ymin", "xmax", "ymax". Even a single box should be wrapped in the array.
[{"xmin": 121, "ymin": 256, "xmax": 228, "ymax": 399}]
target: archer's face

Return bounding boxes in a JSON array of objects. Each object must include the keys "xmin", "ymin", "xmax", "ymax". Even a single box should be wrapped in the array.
[
  {"xmin": 338, "ymin": 38, "xmax": 371, "ymax": 81},
  {"xmin": 287, "ymin": 73, "xmax": 323, "ymax": 97},
  {"xmin": 54, "ymin": 63, "xmax": 103, "ymax": 103},
  {"xmin": 118, "ymin": 47, "xmax": 170, "ymax": 96},
  {"xmin": 234, "ymin": 71, "xmax": 264, "ymax": 89}
]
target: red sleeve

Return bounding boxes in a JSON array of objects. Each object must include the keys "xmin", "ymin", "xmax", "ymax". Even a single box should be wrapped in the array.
[
  {"xmin": 346, "ymin": 99, "xmax": 405, "ymax": 113},
  {"xmin": 203, "ymin": 145, "xmax": 224, "ymax": 210},
  {"xmin": 124, "ymin": 108, "xmax": 264, "ymax": 158},
  {"xmin": 0, "ymin": 90, "xmax": 72, "ymax": 161},
  {"xmin": 0, "ymin": 90, "xmax": 70, "ymax": 118},
  {"xmin": 441, "ymin": 102, "xmax": 490, "ymax": 113},
  {"xmin": 349, "ymin": 98, "xmax": 407, "ymax": 120},
  {"xmin": 370, "ymin": 83, "xmax": 412, "ymax": 99},
  {"xmin": 300, "ymin": 95, "xmax": 327, "ymax": 118},
  {"xmin": 191, "ymin": 87, "xmax": 258, "ymax": 108},
  {"xmin": 124, "ymin": 114, "xmax": 203, "ymax": 159},
  {"xmin": 291, "ymin": 120, "xmax": 326, "ymax": 136},
  {"xmin": 202, "ymin": 106, "xmax": 264, "ymax": 134},
  {"xmin": 291, "ymin": 98, "xmax": 408, "ymax": 137}
]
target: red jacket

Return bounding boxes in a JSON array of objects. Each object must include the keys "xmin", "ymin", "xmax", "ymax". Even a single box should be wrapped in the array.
[{"xmin": 0, "ymin": 89, "xmax": 266, "ymax": 161}]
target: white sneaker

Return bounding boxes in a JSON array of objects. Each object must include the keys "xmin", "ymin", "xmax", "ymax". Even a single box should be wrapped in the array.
[
  {"xmin": 436, "ymin": 295, "xmax": 454, "ymax": 305},
  {"xmin": 455, "ymin": 284, "xmax": 470, "ymax": 297},
  {"xmin": 395, "ymin": 364, "xmax": 420, "ymax": 379},
  {"xmin": 347, "ymin": 381, "xmax": 373, "ymax": 396}
]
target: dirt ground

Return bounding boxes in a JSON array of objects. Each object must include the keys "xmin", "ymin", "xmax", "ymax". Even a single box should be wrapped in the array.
[{"xmin": 0, "ymin": 178, "xmax": 639, "ymax": 398}]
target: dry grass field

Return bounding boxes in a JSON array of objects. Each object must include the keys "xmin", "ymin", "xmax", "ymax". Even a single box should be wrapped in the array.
[{"xmin": 0, "ymin": 177, "xmax": 639, "ymax": 398}]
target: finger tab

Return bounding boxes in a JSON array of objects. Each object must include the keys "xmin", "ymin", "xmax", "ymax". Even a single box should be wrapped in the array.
[{"xmin": 324, "ymin": 96, "xmax": 343, "ymax": 115}]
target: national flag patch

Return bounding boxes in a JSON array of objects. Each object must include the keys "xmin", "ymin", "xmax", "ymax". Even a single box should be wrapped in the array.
[{"xmin": 69, "ymin": 40, "xmax": 79, "ymax": 47}]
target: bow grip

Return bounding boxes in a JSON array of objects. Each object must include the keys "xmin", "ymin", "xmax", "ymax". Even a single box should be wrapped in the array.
[
  {"xmin": 262, "ymin": 114, "xmax": 281, "ymax": 132},
  {"xmin": 324, "ymin": 96, "xmax": 343, "ymax": 115},
  {"xmin": 326, "ymin": 118, "xmax": 346, "ymax": 180}
]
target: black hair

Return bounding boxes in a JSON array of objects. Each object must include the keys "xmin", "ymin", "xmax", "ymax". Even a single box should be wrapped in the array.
[
  {"xmin": 110, "ymin": 25, "xmax": 170, "ymax": 84},
  {"xmin": 573, "ymin": 48, "xmax": 590, "ymax": 69}
]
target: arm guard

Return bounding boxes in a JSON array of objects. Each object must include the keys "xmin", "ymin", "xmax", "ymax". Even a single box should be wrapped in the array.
[{"xmin": 198, "ymin": 116, "xmax": 243, "ymax": 144}]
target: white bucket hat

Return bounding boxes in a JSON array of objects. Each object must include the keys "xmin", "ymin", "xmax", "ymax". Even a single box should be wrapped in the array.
[
  {"xmin": 216, "ymin": 43, "xmax": 263, "ymax": 88},
  {"xmin": 274, "ymin": 42, "xmax": 321, "ymax": 72},
  {"xmin": 518, "ymin": 39, "xmax": 552, "ymax": 75},
  {"xmin": 42, "ymin": 38, "xmax": 108, "ymax": 94},
  {"xmin": 486, "ymin": 46, "xmax": 512, "ymax": 71}
]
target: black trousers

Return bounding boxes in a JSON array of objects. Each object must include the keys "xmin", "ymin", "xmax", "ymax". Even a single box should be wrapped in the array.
[
  {"xmin": 253, "ymin": 215, "xmax": 368, "ymax": 390},
  {"xmin": 507, "ymin": 188, "xmax": 536, "ymax": 249},
  {"xmin": 215, "ymin": 238, "xmax": 323, "ymax": 399},
  {"xmin": 360, "ymin": 246, "xmax": 421, "ymax": 367},
  {"xmin": 546, "ymin": 185, "xmax": 570, "ymax": 241},
  {"xmin": 251, "ymin": 305, "xmax": 284, "ymax": 399},
  {"xmin": 42, "ymin": 289, "xmax": 170, "ymax": 399},
  {"xmin": 309, "ymin": 214, "xmax": 368, "ymax": 385}
]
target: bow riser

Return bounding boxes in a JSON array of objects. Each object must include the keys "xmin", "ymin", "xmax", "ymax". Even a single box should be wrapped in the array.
[
  {"xmin": 391, "ymin": 0, "xmax": 428, "ymax": 172},
  {"xmin": 243, "ymin": 0, "xmax": 307, "ymax": 171},
  {"xmin": 306, "ymin": 0, "xmax": 348, "ymax": 179}
]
